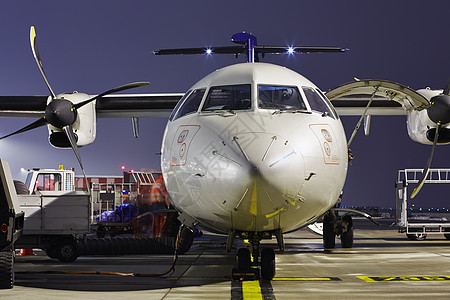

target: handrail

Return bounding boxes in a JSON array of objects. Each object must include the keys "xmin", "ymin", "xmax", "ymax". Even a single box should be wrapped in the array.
[{"xmin": 398, "ymin": 169, "xmax": 450, "ymax": 184}]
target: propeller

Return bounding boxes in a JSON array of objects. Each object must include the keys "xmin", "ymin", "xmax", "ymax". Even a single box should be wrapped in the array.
[
  {"xmin": 0, "ymin": 26, "xmax": 149, "ymax": 191},
  {"xmin": 411, "ymin": 78, "xmax": 450, "ymax": 198}
]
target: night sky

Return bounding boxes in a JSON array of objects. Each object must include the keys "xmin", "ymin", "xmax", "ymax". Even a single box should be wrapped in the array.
[{"xmin": 0, "ymin": 1, "xmax": 449, "ymax": 208}]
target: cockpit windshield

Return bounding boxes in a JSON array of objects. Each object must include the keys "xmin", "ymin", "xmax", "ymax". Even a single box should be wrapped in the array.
[
  {"xmin": 258, "ymin": 85, "xmax": 307, "ymax": 111},
  {"xmin": 202, "ymin": 85, "xmax": 251, "ymax": 111}
]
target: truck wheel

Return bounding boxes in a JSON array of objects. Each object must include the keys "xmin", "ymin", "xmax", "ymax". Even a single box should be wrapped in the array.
[
  {"xmin": 45, "ymin": 247, "xmax": 58, "ymax": 259},
  {"xmin": 0, "ymin": 246, "xmax": 14, "ymax": 289},
  {"xmin": 407, "ymin": 233, "xmax": 427, "ymax": 241},
  {"xmin": 56, "ymin": 239, "xmax": 79, "ymax": 263}
]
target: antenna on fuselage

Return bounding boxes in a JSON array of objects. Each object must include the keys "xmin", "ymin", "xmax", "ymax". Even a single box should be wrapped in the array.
[
  {"xmin": 230, "ymin": 32, "xmax": 257, "ymax": 63},
  {"xmin": 153, "ymin": 32, "xmax": 348, "ymax": 63}
]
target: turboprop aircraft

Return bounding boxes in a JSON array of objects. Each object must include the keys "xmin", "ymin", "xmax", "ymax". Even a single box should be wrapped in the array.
[{"xmin": 0, "ymin": 27, "xmax": 449, "ymax": 280}]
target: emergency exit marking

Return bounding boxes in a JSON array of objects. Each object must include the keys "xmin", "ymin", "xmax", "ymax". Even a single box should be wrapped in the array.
[{"xmin": 358, "ymin": 275, "xmax": 450, "ymax": 282}]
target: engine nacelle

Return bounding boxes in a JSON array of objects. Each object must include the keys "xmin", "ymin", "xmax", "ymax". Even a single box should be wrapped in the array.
[
  {"xmin": 407, "ymin": 88, "xmax": 450, "ymax": 145},
  {"xmin": 46, "ymin": 93, "xmax": 97, "ymax": 148}
]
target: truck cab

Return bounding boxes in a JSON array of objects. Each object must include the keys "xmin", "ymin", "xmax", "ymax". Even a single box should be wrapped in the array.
[{"xmin": 24, "ymin": 166, "xmax": 75, "ymax": 194}]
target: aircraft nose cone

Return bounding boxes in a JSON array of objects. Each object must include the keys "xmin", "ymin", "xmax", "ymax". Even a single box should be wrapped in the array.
[
  {"xmin": 234, "ymin": 133, "xmax": 303, "ymax": 180},
  {"xmin": 232, "ymin": 132, "xmax": 305, "ymax": 217}
]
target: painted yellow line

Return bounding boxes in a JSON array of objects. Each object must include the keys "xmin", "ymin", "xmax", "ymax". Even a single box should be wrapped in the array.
[
  {"xmin": 242, "ymin": 280, "xmax": 263, "ymax": 300},
  {"xmin": 250, "ymin": 181, "xmax": 258, "ymax": 215},
  {"xmin": 273, "ymin": 277, "xmax": 338, "ymax": 281},
  {"xmin": 168, "ymin": 276, "xmax": 341, "ymax": 281},
  {"xmin": 358, "ymin": 275, "xmax": 450, "ymax": 282}
]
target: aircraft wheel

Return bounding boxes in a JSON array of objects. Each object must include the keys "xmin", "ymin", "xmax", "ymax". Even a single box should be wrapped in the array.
[
  {"xmin": 444, "ymin": 229, "xmax": 450, "ymax": 240},
  {"xmin": 0, "ymin": 245, "xmax": 14, "ymax": 289},
  {"xmin": 341, "ymin": 227, "xmax": 354, "ymax": 248},
  {"xmin": 260, "ymin": 248, "xmax": 275, "ymax": 280},
  {"xmin": 55, "ymin": 239, "xmax": 79, "ymax": 263},
  {"xmin": 323, "ymin": 214, "xmax": 335, "ymax": 249},
  {"xmin": 406, "ymin": 233, "xmax": 427, "ymax": 241},
  {"xmin": 341, "ymin": 215, "xmax": 353, "ymax": 248},
  {"xmin": 236, "ymin": 248, "xmax": 251, "ymax": 270}
]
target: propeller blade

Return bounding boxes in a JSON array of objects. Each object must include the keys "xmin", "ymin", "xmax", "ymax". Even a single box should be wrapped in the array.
[
  {"xmin": 411, "ymin": 122, "xmax": 441, "ymax": 198},
  {"xmin": 0, "ymin": 117, "xmax": 48, "ymax": 140},
  {"xmin": 73, "ymin": 82, "xmax": 150, "ymax": 110},
  {"xmin": 443, "ymin": 78, "xmax": 450, "ymax": 96},
  {"xmin": 63, "ymin": 125, "xmax": 90, "ymax": 193},
  {"xmin": 30, "ymin": 26, "xmax": 56, "ymax": 99}
]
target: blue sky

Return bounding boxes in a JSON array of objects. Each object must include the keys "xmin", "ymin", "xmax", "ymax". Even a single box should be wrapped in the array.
[{"xmin": 0, "ymin": 0, "xmax": 449, "ymax": 207}]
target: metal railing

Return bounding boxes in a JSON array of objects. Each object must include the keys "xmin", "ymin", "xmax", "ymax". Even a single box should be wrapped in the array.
[
  {"xmin": 90, "ymin": 182, "xmax": 150, "ymax": 225},
  {"xmin": 398, "ymin": 169, "xmax": 450, "ymax": 184}
]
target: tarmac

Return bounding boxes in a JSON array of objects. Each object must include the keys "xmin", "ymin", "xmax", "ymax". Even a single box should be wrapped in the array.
[{"xmin": 3, "ymin": 218, "xmax": 450, "ymax": 299}]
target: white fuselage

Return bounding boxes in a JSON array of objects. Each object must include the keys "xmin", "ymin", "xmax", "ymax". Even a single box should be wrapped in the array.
[{"xmin": 161, "ymin": 63, "xmax": 348, "ymax": 234}]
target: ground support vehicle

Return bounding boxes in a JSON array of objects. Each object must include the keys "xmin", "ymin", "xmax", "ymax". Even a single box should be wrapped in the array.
[
  {"xmin": 16, "ymin": 190, "xmax": 91, "ymax": 263},
  {"xmin": 0, "ymin": 163, "xmax": 193, "ymax": 289},
  {"xmin": 396, "ymin": 169, "xmax": 450, "ymax": 240},
  {"xmin": 0, "ymin": 159, "xmax": 24, "ymax": 289}
]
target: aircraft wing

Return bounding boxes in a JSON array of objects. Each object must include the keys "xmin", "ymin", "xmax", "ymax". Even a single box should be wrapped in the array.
[
  {"xmin": 0, "ymin": 93, "xmax": 183, "ymax": 118},
  {"xmin": 326, "ymin": 79, "xmax": 430, "ymax": 116},
  {"xmin": 0, "ymin": 79, "xmax": 430, "ymax": 119}
]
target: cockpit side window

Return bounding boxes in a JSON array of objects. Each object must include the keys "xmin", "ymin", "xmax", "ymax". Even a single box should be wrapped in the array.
[
  {"xmin": 302, "ymin": 86, "xmax": 335, "ymax": 119},
  {"xmin": 202, "ymin": 85, "xmax": 251, "ymax": 111},
  {"xmin": 317, "ymin": 88, "xmax": 339, "ymax": 119},
  {"xmin": 169, "ymin": 90, "xmax": 191, "ymax": 121},
  {"xmin": 171, "ymin": 88, "xmax": 206, "ymax": 121},
  {"xmin": 258, "ymin": 85, "xmax": 307, "ymax": 110}
]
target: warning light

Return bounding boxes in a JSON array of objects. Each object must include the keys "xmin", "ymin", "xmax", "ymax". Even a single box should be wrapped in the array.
[
  {"xmin": 121, "ymin": 165, "xmax": 126, "ymax": 171},
  {"xmin": 1, "ymin": 223, "xmax": 8, "ymax": 233},
  {"xmin": 130, "ymin": 169, "xmax": 135, "ymax": 173}
]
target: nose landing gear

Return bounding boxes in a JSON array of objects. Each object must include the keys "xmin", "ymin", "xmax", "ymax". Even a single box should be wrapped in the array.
[{"xmin": 231, "ymin": 230, "xmax": 281, "ymax": 280}]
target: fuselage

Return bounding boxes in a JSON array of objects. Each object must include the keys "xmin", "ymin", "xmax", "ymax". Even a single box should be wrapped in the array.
[{"xmin": 161, "ymin": 63, "xmax": 348, "ymax": 234}]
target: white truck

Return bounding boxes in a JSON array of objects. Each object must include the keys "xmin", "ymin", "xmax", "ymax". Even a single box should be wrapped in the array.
[{"xmin": 13, "ymin": 166, "xmax": 90, "ymax": 265}]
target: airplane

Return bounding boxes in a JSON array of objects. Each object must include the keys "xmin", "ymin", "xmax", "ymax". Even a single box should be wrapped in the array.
[{"xmin": 0, "ymin": 27, "xmax": 449, "ymax": 280}]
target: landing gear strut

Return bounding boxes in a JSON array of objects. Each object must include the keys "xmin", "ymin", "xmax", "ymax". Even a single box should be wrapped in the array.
[{"xmin": 231, "ymin": 230, "xmax": 281, "ymax": 280}]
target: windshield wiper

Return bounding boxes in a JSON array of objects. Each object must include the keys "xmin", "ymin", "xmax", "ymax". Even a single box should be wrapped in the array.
[
  {"xmin": 272, "ymin": 109, "xmax": 311, "ymax": 115},
  {"xmin": 201, "ymin": 109, "xmax": 236, "ymax": 116}
]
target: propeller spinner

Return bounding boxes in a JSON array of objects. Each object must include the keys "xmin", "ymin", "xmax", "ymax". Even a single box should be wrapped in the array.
[{"xmin": 0, "ymin": 26, "xmax": 149, "ymax": 191}]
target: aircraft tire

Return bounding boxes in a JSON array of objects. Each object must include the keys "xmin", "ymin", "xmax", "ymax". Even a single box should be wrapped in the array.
[
  {"xmin": 341, "ymin": 228, "xmax": 354, "ymax": 248},
  {"xmin": 236, "ymin": 248, "xmax": 251, "ymax": 270},
  {"xmin": 323, "ymin": 214, "xmax": 335, "ymax": 249},
  {"xmin": 341, "ymin": 215, "xmax": 353, "ymax": 248},
  {"xmin": 261, "ymin": 248, "xmax": 275, "ymax": 280},
  {"xmin": 0, "ymin": 246, "xmax": 14, "ymax": 289}
]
